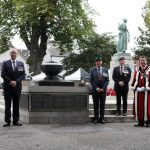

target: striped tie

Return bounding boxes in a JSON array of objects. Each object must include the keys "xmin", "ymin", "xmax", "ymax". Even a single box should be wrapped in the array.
[
  {"xmin": 98, "ymin": 68, "xmax": 102, "ymax": 80},
  {"xmin": 120, "ymin": 66, "xmax": 123, "ymax": 75},
  {"xmin": 12, "ymin": 60, "xmax": 16, "ymax": 71}
]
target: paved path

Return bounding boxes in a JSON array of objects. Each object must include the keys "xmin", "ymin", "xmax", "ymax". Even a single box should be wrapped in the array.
[{"xmin": 0, "ymin": 112, "xmax": 150, "ymax": 150}]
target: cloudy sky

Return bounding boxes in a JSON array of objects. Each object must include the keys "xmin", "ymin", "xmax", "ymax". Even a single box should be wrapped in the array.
[
  {"xmin": 12, "ymin": 0, "xmax": 147, "ymax": 51},
  {"xmin": 88, "ymin": 0, "xmax": 147, "ymax": 52}
]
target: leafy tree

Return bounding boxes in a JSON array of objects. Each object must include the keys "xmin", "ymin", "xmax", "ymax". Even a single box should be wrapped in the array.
[
  {"xmin": 0, "ymin": 36, "xmax": 12, "ymax": 53},
  {"xmin": 133, "ymin": 27, "xmax": 150, "ymax": 63},
  {"xmin": 133, "ymin": 0, "xmax": 150, "ymax": 63},
  {"xmin": 62, "ymin": 33, "xmax": 116, "ymax": 76},
  {"xmin": 0, "ymin": 0, "xmax": 95, "ymax": 74}
]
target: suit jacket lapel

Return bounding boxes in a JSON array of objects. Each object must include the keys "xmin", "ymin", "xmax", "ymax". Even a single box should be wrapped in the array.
[
  {"xmin": 16, "ymin": 61, "xmax": 19, "ymax": 70},
  {"xmin": 8, "ymin": 60, "xmax": 14, "ymax": 71},
  {"xmin": 118, "ymin": 66, "xmax": 121, "ymax": 74},
  {"xmin": 94, "ymin": 68, "xmax": 98, "ymax": 79}
]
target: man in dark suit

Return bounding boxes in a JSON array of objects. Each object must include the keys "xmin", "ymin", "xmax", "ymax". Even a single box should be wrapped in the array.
[
  {"xmin": 1, "ymin": 48, "xmax": 25, "ymax": 127},
  {"xmin": 112, "ymin": 56, "xmax": 131, "ymax": 116},
  {"xmin": 90, "ymin": 55, "xmax": 109, "ymax": 124}
]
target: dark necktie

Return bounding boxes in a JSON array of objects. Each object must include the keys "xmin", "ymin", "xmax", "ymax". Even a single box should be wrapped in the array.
[
  {"xmin": 12, "ymin": 60, "xmax": 16, "ymax": 71},
  {"xmin": 98, "ymin": 68, "xmax": 102, "ymax": 80}
]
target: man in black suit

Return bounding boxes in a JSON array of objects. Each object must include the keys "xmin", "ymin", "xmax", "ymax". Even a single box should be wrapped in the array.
[
  {"xmin": 112, "ymin": 56, "xmax": 131, "ymax": 116},
  {"xmin": 90, "ymin": 55, "xmax": 109, "ymax": 124},
  {"xmin": 1, "ymin": 48, "xmax": 25, "ymax": 127}
]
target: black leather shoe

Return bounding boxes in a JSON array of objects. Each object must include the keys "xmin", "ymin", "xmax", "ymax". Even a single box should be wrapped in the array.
[
  {"xmin": 93, "ymin": 120, "xmax": 98, "ymax": 124},
  {"xmin": 93, "ymin": 119, "xmax": 100, "ymax": 124},
  {"xmin": 13, "ymin": 122, "xmax": 22, "ymax": 126},
  {"xmin": 3, "ymin": 123, "xmax": 10, "ymax": 127},
  {"xmin": 123, "ymin": 113, "xmax": 127, "ymax": 116},
  {"xmin": 100, "ymin": 119, "xmax": 106, "ymax": 124},
  {"xmin": 115, "ymin": 113, "xmax": 121, "ymax": 116},
  {"xmin": 134, "ymin": 123, "xmax": 144, "ymax": 127},
  {"xmin": 146, "ymin": 123, "xmax": 150, "ymax": 127}
]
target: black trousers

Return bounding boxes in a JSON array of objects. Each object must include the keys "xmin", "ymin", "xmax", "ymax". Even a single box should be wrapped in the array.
[
  {"xmin": 115, "ymin": 88, "xmax": 128, "ymax": 114},
  {"xmin": 4, "ymin": 89, "xmax": 21, "ymax": 123},
  {"xmin": 92, "ymin": 93, "xmax": 106, "ymax": 120}
]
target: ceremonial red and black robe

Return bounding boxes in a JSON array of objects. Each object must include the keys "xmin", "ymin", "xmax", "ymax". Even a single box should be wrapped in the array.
[
  {"xmin": 146, "ymin": 69, "xmax": 150, "ymax": 121},
  {"xmin": 131, "ymin": 66, "xmax": 150, "ymax": 122}
]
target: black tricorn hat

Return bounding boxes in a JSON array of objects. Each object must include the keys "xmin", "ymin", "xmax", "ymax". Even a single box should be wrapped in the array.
[
  {"xmin": 95, "ymin": 54, "xmax": 102, "ymax": 62},
  {"xmin": 118, "ymin": 56, "xmax": 125, "ymax": 61}
]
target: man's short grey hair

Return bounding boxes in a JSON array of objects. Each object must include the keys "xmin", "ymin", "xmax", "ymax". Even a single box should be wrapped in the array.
[{"xmin": 9, "ymin": 48, "xmax": 18, "ymax": 54}]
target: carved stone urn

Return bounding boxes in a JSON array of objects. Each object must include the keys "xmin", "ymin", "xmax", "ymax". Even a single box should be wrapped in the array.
[{"xmin": 41, "ymin": 61, "xmax": 63, "ymax": 80}]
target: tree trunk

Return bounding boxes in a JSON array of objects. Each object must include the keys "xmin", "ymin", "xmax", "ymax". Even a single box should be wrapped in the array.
[
  {"xmin": 20, "ymin": 24, "xmax": 47, "ymax": 75},
  {"xmin": 27, "ymin": 43, "xmax": 46, "ymax": 75}
]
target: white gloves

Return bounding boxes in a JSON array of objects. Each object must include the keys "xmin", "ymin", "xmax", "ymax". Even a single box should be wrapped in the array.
[
  {"xmin": 136, "ymin": 87, "xmax": 145, "ymax": 92},
  {"xmin": 131, "ymin": 86, "xmax": 135, "ymax": 90}
]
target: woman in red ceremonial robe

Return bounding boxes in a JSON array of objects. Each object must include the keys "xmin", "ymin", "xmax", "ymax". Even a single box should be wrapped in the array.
[{"xmin": 131, "ymin": 56, "xmax": 150, "ymax": 127}]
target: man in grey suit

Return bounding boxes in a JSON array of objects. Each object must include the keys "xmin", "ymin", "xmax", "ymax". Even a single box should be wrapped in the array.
[{"xmin": 90, "ymin": 55, "xmax": 109, "ymax": 124}]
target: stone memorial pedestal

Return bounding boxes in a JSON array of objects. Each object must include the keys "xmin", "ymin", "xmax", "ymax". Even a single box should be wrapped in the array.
[
  {"xmin": 20, "ymin": 85, "xmax": 89, "ymax": 124},
  {"xmin": 19, "ymin": 62, "xmax": 89, "ymax": 124}
]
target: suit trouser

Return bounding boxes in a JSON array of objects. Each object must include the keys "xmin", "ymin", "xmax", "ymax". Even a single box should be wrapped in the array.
[
  {"xmin": 4, "ymin": 89, "xmax": 21, "ymax": 123},
  {"xmin": 92, "ymin": 93, "xmax": 106, "ymax": 120},
  {"xmin": 116, "ymin": 88, "xmax": 128, "ymax": 114}
]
